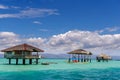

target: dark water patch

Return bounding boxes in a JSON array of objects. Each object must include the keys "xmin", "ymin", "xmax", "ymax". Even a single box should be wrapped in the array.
[{"xmin": 0, "ymin": 68, "xmax": 120, "ymax": 80}]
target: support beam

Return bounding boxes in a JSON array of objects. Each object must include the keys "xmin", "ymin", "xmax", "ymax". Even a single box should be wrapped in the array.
[
  {"xmin": 78, "ymin": 54, "xmax": 80, "ymax": 62},
  {"xmin": 102, "ymin": 57, "xmax": 104, "ymax": 62},
  {"xmin": 87, "ymin": 55, "xmax": 89, "ymax": 62},
  {"xmin": 9, "ymin": 58, "xmax": 11, "ymax": 64},
  {"xmin": 23, "ymin": 59, "xmax": 26, "ymax": 65},
  {"xmin": 16, "ymin": 58, "xmax": 18, "ymax": 65},
  {"xmin": 29, "ymin": 59, "xmax": 32, "ymax": 64},
  {"xmin": 36, "ymin": 59, "xmax": 38, "ymax": 64},
  {"xmin": 89, "ymin": 55, "xmax": 91, "ymax": 63},
  {"xmin": 83, "ymin": 55, "xmax": 86, "ymax": 62},
  {"xmin": 81, "ymin": 54, "xmax": 83, "ymax": 62}
]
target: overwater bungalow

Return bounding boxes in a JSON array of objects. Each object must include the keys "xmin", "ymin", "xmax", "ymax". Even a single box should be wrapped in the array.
[
  {"xmin": 1, "ymin": 43, "xmax": 44, "ymax": 65},
  {"xmin": 96, "ymin": 53, "xmax": 111, "ymax": 62},
  {"xmin": 67, "ymin": 49, "xmax": 92, "ymax": 63}
]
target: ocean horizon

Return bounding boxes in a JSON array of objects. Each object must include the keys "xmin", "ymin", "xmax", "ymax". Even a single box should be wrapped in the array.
[{"xmin": 0, "ymin": 58, "xmax": 120, "ymax": 80}]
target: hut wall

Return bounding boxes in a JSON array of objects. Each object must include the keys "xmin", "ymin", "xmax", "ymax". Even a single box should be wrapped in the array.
[
  {"xmin": 4, "ymin": 50, "xmax": 39, "ymax": 59},
  {"xmin": 4, "ymin": 51, "xmax": 14, "ymax": 58},
  {"xmin": 4, "ymin": 51, "xmax": 32, "ymax": 58},
  {"xmin": 14, "ymin": 51, "xmax": 32, "ymax": 58}
]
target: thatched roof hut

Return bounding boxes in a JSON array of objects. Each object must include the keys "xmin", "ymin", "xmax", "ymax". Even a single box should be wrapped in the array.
[
  {"xmin": 68, "ymin": 49, "xmax": 92, "ymax": 55},
  {"xmin": 96, "ymin": 53, "xmax": 111, "ymax": 62},
  {"xmin": 1, "ymin": 43, "xmax": 44, "ymax": 65},
  {"xmin": 67, "ymin": 49, "xmax": 92, "ymax": 63},
  {"xmin": 1, "ymin": 43, "xmax": 44, "ymax": 52},
  {"xmin": 98, "ymin": 53, "xmax": 111, "ymax": 60}
]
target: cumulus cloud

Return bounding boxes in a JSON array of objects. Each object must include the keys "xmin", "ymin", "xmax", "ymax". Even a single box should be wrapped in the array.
[
  {"xmin": 0, "ymin": 8, "xmax": 59, "ymax": 18},
  {"xmin": 0, "ymin": 32, "xmax": 21, "ymax": 49},
  {"xmin": 1, "ymin": 30, "xmax": 120, "ymax": 55},
  {"xmin": 25, "ymin": 37, "xmax": 46, "ymax": 47},
  {"xmin": 0, "ymin": 4, "xmax": 8, "ymax": 9},
  {"xmin": 46, "ymin": 30, "xmax": 120, "ymax": 54}
]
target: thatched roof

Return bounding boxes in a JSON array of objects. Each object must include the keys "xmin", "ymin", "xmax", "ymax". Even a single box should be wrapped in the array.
[
  {"xmin": 1, "ymin": 43, "xmax": 44, "ymax": 52},
  {"xmin": 68, "ymin": 49, "xmax": 92, "ymax": 55},
  {"xmin": 98, "ymin": 53, "xmax": 111, "ymax": 59}
]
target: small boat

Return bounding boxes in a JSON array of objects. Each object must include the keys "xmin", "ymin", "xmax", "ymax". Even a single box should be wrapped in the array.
[{"xmin": 41, "ymin": 62, "xmax": 49, "ymax": 65}]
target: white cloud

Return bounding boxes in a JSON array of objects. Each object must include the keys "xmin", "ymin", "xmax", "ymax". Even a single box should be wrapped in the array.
[
  {"xmin": 96, "ymin": 27, "xmax": 120, "ymax": 33},
  {"xmin": 0, "ymin": 14, "xmax": 17, "ymax": 18},
  {"xmin": 0, "ymin": 5, "xmax": 8, "ymax": 9},
  {"xmin": 0, "ymin": 5, "xmax": 20, "ymax": 9},
  {"xmin": 25, "ymin": 37, "xmax": 46, "ymax": 47},
  {"xmin": 106, "ymin": 27, "xmax": 119, "ymax": 32},
  {"xmin": 0, "ymin": 32, "xmax": 21, "ymax": 50},
  {"xmin": 1, "ymin": 30, "xmax": 120, "ymax": 56},
  {"xmin": 0, "ymin": 8, "xmax": 59, "ymax": 18},
  {"xmin": 0, "ymin": 32, "xmax": 16, "ymax": 37},
  {"xmin": 46, "ymin": 30, "xmax": 120, "ymax": 54},
  {"xmin": 33, "ymin": 21, "xmax": 42, "ymax": 24}
]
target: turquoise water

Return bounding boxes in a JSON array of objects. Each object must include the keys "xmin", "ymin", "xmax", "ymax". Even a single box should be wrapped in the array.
[{"xmin": 0, "ymin": 59, "xmax": 120, "ymax": 80}]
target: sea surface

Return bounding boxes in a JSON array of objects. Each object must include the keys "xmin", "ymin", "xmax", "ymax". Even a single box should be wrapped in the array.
[{"xmin": 0, "ymin": 58, "xmax": 120, "ymax": 80}]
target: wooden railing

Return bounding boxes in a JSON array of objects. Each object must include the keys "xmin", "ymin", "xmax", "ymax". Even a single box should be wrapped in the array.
[
  {"xmin": 25, "ymin": 55, "xmax": 39, "ymax": 58},
  {"xmin": 5, "ymin": 54, "xmax": 39, "ymax": 59}
]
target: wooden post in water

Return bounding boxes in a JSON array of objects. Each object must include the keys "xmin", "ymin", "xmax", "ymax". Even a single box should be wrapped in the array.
[
  {"xmin": 81, "ymin": 54, "xmax": 83, "ymax": 62},
  {"xmin": 29, "ymin": 59, "xmax": 32, "ymax": 64},
  {"xmin": 36, "ymin": 59, "xmax": 38, "ymax": 64},
  {"xmin": 9, "ymin": 58, "xmax": 11, "ymax": 64},
  {"xmin": 83, "ymin": 55, "xmax": 85, "ymax": 62},
  {"xmin": 23, "ymin": 59, "xmax": 26, "ymax": 65},
  {"xmin": 78, "ymin": 54, "xmax": 80, "ymax": 62},
  {"xmin": 16, "ymin": 58, "xmax": 18, "ymax": 65},
  {"xmin": 86, "ymin": 55, "xmax": 88, "ymax": 62},
  {"xmin": 89, "ymin": 55, "xmax": 91, "ymax": 63}
]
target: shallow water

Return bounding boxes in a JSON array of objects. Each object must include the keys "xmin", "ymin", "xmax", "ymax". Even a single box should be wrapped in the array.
[{"xmin": 0, "ymin": 59, "xmax": 120, "ymax": 80}]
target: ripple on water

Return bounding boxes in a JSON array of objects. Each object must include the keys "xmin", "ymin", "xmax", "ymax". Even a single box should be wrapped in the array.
[{"xmin": 0, "ymin": 68, "xmax": 120, "ymax": 80}]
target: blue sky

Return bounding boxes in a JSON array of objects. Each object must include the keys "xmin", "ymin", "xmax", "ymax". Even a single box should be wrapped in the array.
[{"xmin": 0, "ymin": 0, "xmax": 120, "ymax": 56}]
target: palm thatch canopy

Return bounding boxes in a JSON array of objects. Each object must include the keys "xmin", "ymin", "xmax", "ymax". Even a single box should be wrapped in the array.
[
  {"xmin": 98, "ymin": 53, "xmax": 111, "ymax": 59},
  {"xmin": 1, "ymin": 43, "xmax": 44, "ymax": 52},
  {"xmin": 68, "ymin": 49, "xmax": 92, "ymax": 55}
]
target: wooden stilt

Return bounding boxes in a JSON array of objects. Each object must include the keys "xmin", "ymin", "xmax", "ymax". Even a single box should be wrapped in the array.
[
  {"xmin": 90, "ymin": 55, "xmax": 91, "ymax": 63},
  {"xmin": 81, "ymin": 54, "xmax": 83, "ymax": 62},
  {"xmin": 83, "ymin": 55, "xmax": 85, "ymax": 62},
  {"xmin": 102, "ymin": 57, "xmax": 104, "ymax": 62},
  {"xmin": 23, "ymin": 59, "xmax": 25, "ymax": 65},
  {"xmin": 16, "ymin": 58, "xmax": 18, "ymax": 65},
  {"xmin": 36, "ymin": 59, "xmax": 38, "ymax": 64},
  {"xmin": 78, "ymin": 54, "xmax": 80, "ymax": 62},
  {"xmin": 106, "ymin": 59, "xmax": 108, "ymax": 62},
  {"xmin": 68, "ymin": 54, "xmax": 71, "ymax": 63},
  {"xmin": 29, "ymin": 59, "xmax": 32, "ymax": 64},
  {"xmin": 9, "ymin": 58, "xmax": 11, "ymax": 64},
  {"xmin": 86, "ymin": 55, "xmax": 88, "ymax": 62},
  {"xmin": 72, "ymin": 54, "xmax": 73, "ymax": 62}
]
